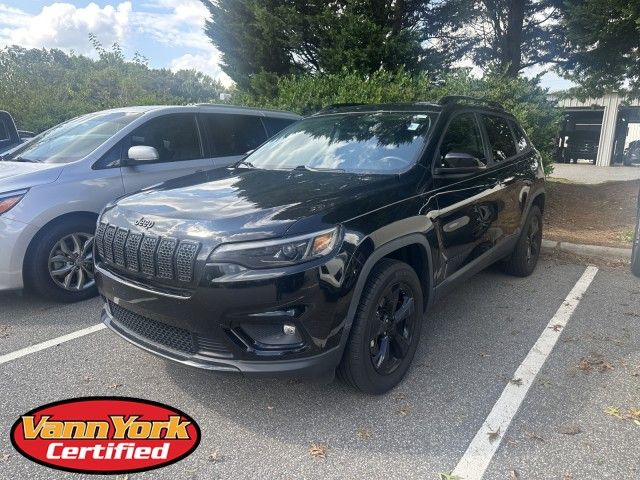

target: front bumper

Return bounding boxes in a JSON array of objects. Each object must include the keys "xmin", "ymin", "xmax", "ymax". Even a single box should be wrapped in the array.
[
  {"xmin": 95, "ymin": 255, "xmax": 354, "ymax": 377},
  {"xmin": 0, "ymin": 216, "xmax": 38, "ymax": 290}
]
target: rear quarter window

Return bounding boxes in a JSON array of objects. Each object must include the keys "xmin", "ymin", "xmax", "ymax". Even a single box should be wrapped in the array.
[
  {"xmin": 263, "ymin": 117, "xmax": 297, "ymax": 137},
  {"xmin": 202, "ymin": 114, "xmax": 268, "ymax": 157},
  {"xmin": 0, "ymin": 120, "xmax": 9, "ymax": 141},
  {"xmin": 482, "ymin": 114, "xmax": 517, "ymax": 162},
  {"xmin": 510, "ymin": 120, "xmax": 530, "ymax": 153}
]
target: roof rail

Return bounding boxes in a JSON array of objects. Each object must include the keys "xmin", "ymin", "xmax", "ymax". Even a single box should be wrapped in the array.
[
  {"xmin": 316, "ymin": 102, "xmax": 366, "ymax": 113},
  {"xmin": 439, "ymin": 96, "xmax": 504, "ymax": 110}
]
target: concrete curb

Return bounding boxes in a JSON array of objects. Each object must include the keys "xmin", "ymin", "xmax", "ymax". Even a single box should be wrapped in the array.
[{"xmin": 541, "ymin": 238, "xmax": 632, "ymax": 261}]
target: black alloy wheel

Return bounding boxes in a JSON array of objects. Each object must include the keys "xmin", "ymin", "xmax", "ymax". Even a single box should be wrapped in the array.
[
  {"xmin": 501, "ymin": 205, "xmax": 543, "ymax": 277},
  {"xmin": 338, "ymin": 259, "xmax": 423, "ymax": 394},
  {"xmin": 369, "ymin": 281, "xmax": 416, "ymax": 375}
]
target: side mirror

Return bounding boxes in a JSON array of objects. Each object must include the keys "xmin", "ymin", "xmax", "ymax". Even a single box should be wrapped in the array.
[
  {"xmin": 127, "ymin": 146, "xmax": 159, "ymax": 163},
  {"xmin": 434, "ymin": 152, "xmax": 486, "ymax": 177}
]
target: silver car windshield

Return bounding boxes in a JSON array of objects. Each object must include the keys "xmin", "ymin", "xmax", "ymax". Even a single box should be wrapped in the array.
[{"xmin": 4, "ymin": 111, "xmax": 143, "ymax": 164}]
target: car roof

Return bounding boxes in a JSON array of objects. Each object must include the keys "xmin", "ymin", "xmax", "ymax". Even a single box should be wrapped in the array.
[
  {"xmin": 312, "ymin": 99, "xmax": 514, "ymax": 119},
  {"xmin": 98, "ymin": 104, "xmax": 301, "ymax": 119},
  {"xmin": 313, "ymin": 103, "xmax": 442, "ymax": 116}
]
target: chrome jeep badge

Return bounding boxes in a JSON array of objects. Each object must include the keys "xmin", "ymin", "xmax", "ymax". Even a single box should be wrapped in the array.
[{"xmin": 135, "ymin": 217, "xmax": 155, "ymax": 229}]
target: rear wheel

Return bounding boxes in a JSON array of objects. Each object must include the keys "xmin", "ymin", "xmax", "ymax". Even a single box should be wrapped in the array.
[
  {"xmin": 24, "ymin": 217, "xmax": 97, "ymax": 302},
  {"xmin": 338, "ymin": 259, "xmax": 423, "ymax": 394},
  {"xmin": 501, "ymin": 205, "xmax": 543, "ymax": 277}
]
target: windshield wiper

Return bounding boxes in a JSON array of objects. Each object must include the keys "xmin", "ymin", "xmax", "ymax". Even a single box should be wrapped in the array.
[
  {"xmin": 235, "ymin": 159, "xmax": 256, "ymax": 169},
  {"xmin": 7, "ymin": 156, "xmax": 38, "ymax": 163},
  {"xmin": 292, "ymin": 165, "xmax": 345, "ymax": 173}
]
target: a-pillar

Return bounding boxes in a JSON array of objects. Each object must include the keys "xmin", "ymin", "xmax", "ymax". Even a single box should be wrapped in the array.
[{"xmin": 596, "ymin": 93, "xmax": 622, "ymax": 166}]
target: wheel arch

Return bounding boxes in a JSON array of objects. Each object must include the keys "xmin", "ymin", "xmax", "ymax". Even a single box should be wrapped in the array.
[
  {"xmin": 23, "ymin": 211, "xmax": 99, "ymax": 277},
  {"xmin": 338, "ymin": 234, "xmax": 435, "ymax": 352}
]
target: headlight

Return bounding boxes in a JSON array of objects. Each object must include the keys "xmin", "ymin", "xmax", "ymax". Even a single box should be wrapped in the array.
[
  {"xmin": 0, "ymin": 189, "xmax": 28, "ymax": 215},
  {"xmin": 208, "ymin": 227, "xmax": 340, "ymax": 269}
]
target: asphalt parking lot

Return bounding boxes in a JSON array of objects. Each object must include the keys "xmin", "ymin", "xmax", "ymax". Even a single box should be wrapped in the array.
[{"xmin": 0, "ymin": 255, "xmax": 638, "ymax": 480}]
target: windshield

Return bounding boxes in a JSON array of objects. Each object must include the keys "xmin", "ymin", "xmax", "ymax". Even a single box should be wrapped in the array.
[
  {"xmin": 4, "ymin": 111, "xmax": 143, "ymax": 164},
  {"xmin": 244, "ymin": 111, "xmax": 436, "ymax": 174}
]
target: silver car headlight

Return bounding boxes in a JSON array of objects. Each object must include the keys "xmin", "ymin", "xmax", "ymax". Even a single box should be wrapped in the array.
[
  {"xmin": 0, "ymin": 189, "xmax": 28, "ymax": 215},
  {"xmin": 208, "ymin": 227, "xmax": 341, "ymax": 269}
]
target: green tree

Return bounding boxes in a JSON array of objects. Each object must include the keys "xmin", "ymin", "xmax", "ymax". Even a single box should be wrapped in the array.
[
  {"xmin": 466, "ymin": 0, "xmax": 564, "ymax": 77},
  {"xmin": 560, "ymin": 0, "xmax": 640, "ymax": 97},
  {"xmin": 201, "ymin": 0, "xmax": 468, "ymax": 87},
  {"xmin": 0, "ymin": 44, "xmax": 226, "ymax": 132}
]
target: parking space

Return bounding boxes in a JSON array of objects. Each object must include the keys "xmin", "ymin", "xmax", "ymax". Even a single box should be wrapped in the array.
[{"xmin": 0, "ymin": 256, "xmax": 638, "ymax": 479}]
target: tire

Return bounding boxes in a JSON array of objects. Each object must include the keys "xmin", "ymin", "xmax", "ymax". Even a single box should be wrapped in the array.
[
  {"xmin": 501, "ymin": 205, "xmax": 543, "ymax": 277},
  {"xmin": 338, "ymin": 259, "xmax": 424, "ymax": 394},
  {"xmin": 24, "ymin": 217, "xmax": 97, "ymax": 302},
  {"xmin": 632, "ymin": 208, "xmax": 640, "ymax": 278}
]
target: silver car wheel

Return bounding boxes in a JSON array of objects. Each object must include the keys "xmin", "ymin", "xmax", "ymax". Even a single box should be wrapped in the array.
[{"xmin": 48, "ymin": 233, "xmax": 95, "ymax": 291}]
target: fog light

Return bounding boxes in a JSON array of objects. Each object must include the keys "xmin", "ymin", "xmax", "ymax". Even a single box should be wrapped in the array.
[{"xmin": 283, "ymin": 324, "xmax": 296, "ymax": 335}]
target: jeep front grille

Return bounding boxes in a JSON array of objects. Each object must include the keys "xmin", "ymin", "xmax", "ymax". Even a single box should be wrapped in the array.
[
  {"xmin": 109, "ymin": 301, "xmax": 197, "ymax": 354},
  {"xmin": 108, "ymin": 301, "xmax": 232, "ymax": 357},
  {"xmin": 95, "ymin": 222, "xmax": 200, "ymax": 283}
]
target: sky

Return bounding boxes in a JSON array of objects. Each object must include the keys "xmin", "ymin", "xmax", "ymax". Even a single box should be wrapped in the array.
[{"xmin": 0, "ymin": 1, "xmax": 573, "ymax": 91}]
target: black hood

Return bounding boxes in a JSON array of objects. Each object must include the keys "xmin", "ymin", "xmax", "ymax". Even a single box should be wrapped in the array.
[{"xmin": 105, "ymin": 167, "xmax": 419, "ymax": 242}]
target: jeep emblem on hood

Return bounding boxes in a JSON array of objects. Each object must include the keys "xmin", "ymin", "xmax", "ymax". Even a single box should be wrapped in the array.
[{"xmin": 135, "ymin": 217, "xmax": 155, "ymax": 229}]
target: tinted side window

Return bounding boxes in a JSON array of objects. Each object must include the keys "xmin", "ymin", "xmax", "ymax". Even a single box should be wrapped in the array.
[
  {"xmin": 0, "ymin": 120, "xmax": 9, "ymax": 141},
  {"xmin": 510, "ymin": 120, "xmax": 529, "ymax": 153},
  {"xmin": 203, "ymin": 114, "xmax": 267, "ymax": 157},
  {"xmin": 127, "ymin": 114, "xmax": 202, "ymax": 163},
  {"xmin": 483, "ymin": 115, "xmax": 517, "ymax": 161},
  {"xmin": 439, "ymin": 113, "xmax": 486, "ymax": 166},
  {"xmin": 93, "ymin": 143, "xmax": 123, "ymax": 169},
  {"xmin": 263, "ymin": 117, "xmax": 296, "ymax": 137}
]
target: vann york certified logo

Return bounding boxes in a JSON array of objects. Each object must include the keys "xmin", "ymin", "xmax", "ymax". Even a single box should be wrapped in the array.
[
  {"xmin": 10, "ymin": 397, "xmax": 200, "ymax": 474},
  {"xmin": 134, "ymin": 217, "xmax": 155, "ymax": 229}
]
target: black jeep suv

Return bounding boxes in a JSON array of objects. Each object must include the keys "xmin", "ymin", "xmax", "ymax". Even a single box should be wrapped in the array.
[{"xmin": 95, "ymin": 97, "xmax": 545, "ymax": 393}]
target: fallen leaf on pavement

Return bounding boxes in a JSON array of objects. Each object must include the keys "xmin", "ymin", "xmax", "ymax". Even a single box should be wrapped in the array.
[
  {"xmin": 108, "ymin": 383, "xmax": 123, "ymax": 389},
  {"xmin": 309, "ymin": 443, "xmax": 327, "ymax": 459},
  {"xmin": 577, "ymin": 358, "xmax": 592, "ymax": 372},
  {"xmin": 549, "ymin": 324, "xmax": 563, "ymax": 332},
  {"xmin": 509, "ymin": 378, "xmax": 523, "ymax": 386},
  {"xmin": 208, "ymin": 450, "xmax": 223, "ymax": 463},
  {"xmin": 510, "ymin": 469, "xmax": 520, "ymax": 480},
  {"xmin": 526, "ymin": 431, "xmax": 545, "ymax": 442},
  {"xmin": 437, "ymin": 472, "xmax": 460, "ymax": 480},
  {"xmin": 605, "ymin": 406, "xmax": 622, "ymax": 418},
  {"xmin": 558, "ymin": 424, "xmax": 582, "ymax": 435},
  {"xmin": 487, "ymin": 427, "xmax": 501, "ymax": 442},
  {"xmin": 355, "ymin": 427, "xmax": 371, "ymax": 439},
  {"xmin": 398, "ymin": 405, "xmax": 410, "ymax": 416}
]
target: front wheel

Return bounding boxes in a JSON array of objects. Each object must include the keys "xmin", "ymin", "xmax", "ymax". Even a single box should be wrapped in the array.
[
  {"xmin": 501, "ymin": 205, "xmax": 543, "ymax": 277},
  {"xmin": 24, "ymin": 218, "xmax": 97, "ymax": 302},
  {"xmin": 338, "ymin": 259, "xmax": 424, "ymax": 394}
]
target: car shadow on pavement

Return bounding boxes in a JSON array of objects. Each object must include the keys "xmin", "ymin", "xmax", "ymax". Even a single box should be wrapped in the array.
[{"xmin": 157, "ymin": 265, "xmax": 586, "ymax": 459}]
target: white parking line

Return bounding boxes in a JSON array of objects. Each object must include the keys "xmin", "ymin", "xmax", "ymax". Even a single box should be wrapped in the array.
[
  {"xmin": 0, "ymin": 323, "xmax": 106, "ymax": 365},
  {"xmin": 452, "ymin": 265, "xmax": 599, "ymax": 480}
]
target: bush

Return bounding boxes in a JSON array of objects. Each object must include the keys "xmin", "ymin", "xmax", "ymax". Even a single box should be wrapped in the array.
[
  {"xmin": 232, "ymin": 69, "xmax": 560, "ymax": 173},
  {"xmin": 0, "ymin": 45, "xmax": 225, "ymax": 133}
]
